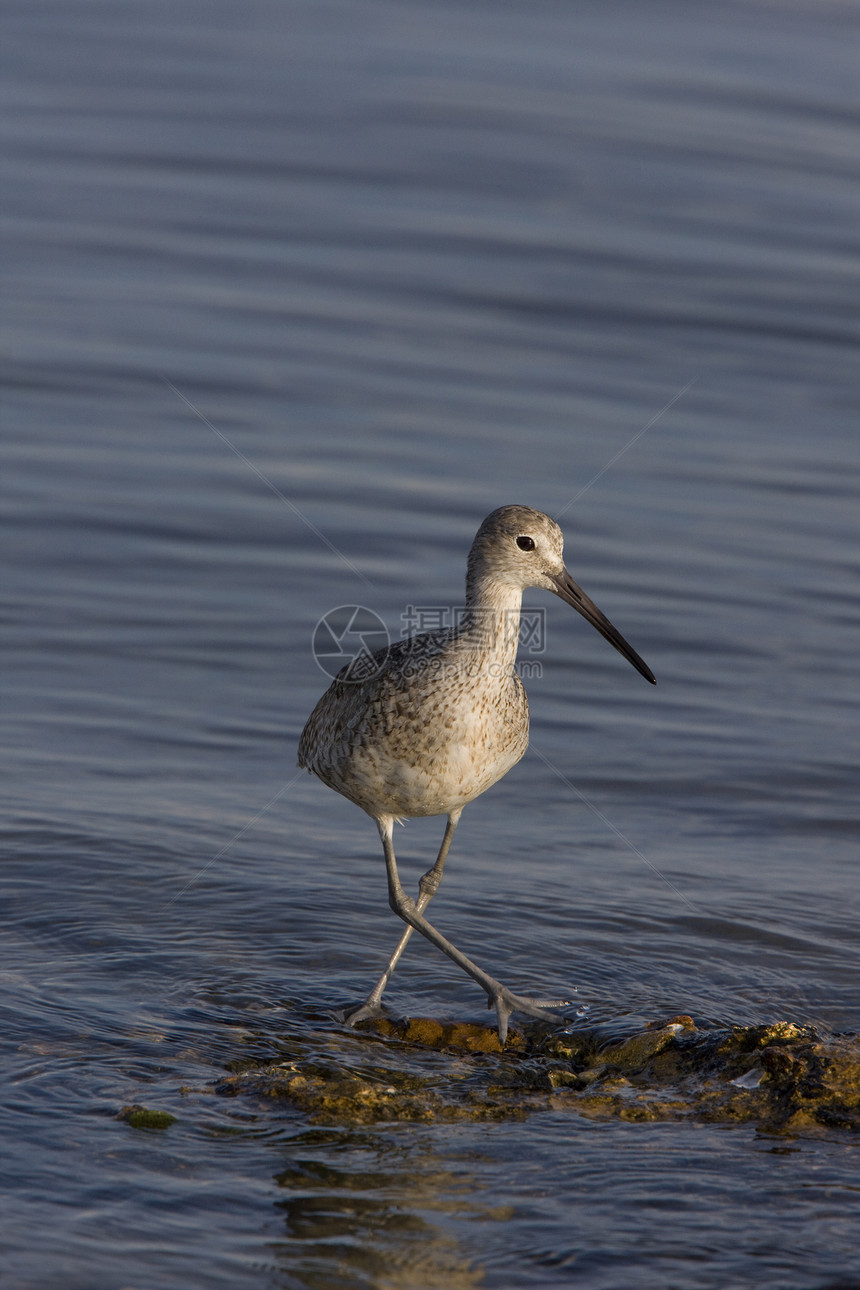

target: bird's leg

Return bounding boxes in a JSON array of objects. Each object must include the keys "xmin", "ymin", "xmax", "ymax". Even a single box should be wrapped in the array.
[
  {"xmin": 377, "ymin": 818, "xmax": 569, "ymax": 1046},
  {"xmin": 345, "ymin": 811, "xmax": 461, "ymax": 1025}
]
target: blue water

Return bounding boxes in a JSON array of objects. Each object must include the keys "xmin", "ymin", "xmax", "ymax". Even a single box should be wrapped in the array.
[{"xmin": 3, "ymin": 1, "xmax": 859, "ymax": 1286}]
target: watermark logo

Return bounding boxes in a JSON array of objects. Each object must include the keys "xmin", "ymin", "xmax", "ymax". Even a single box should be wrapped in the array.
[
  {"xmin": 312, "ymin": 605, "xmax": 390, "ymax": 681},
  {"xmin": 401, "ymin": 605, "xmax": 546, "ymax": 654},
  {"xmin": 312, "ymin": 604, "xmax": 547, "ymax": 685}
]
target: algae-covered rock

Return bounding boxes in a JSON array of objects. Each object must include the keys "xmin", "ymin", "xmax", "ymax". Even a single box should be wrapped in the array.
[
  {"xmin": 366, "ymin": 1015, "xmax": 520, "ymax": 1054},
  {"xmin": 542, "ymin": 1018, "xmax": 860, "ymax": 1134},
  {"xmin": 117, "ymin": 1104, "xmax": 177, "ymax": 1131},
  {"xmin": 216, "ymin": 1059, "xmax": 521, "ymax": 1124},
  {"xmin": 214, "ymin": 1013, "xmax": 860, "ymax": 1135}
]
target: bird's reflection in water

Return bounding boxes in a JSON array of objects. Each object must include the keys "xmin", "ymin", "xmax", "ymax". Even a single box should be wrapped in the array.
[{"xmin": 272, "ymin": 1127, "xmax": 504, "ymax": 1289}]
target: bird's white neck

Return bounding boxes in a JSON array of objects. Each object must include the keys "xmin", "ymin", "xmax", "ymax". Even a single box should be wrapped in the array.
[{"xmin": 457, "ymin": 576, "xmax": 523, "ymax": 672}]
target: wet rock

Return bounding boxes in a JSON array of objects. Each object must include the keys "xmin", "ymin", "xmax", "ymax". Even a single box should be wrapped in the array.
[
  {"xmin": 363, "ymin": 1015, "xmax": 522, "ymax": 1053},
  {"xmin": 545, "ymin": 1019, "xmax": 860, "ymax": 1134},
  {"xmin": 214, "ymin": 1013, "xmax": 860, "ymax": 1135}
]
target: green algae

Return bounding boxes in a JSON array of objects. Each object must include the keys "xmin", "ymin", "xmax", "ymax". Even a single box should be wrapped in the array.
[{"xmin": 117, "ymin": 1104, "xmax": 177, "ymax": 1131}]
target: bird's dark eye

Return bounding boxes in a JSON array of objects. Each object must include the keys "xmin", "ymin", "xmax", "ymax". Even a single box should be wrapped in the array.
[{"xmin": 516, "ymin": 535, "xmax": 536, "ymax": 552}]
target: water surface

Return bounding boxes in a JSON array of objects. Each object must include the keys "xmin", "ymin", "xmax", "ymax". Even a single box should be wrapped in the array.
[{"xmin": 3, "ymin": 1, "xmax": 859, "ymax": 1286}]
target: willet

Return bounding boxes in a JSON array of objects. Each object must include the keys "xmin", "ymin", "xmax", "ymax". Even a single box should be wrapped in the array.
[{"xmin": 298, "ymin": 505, "xmax": 655, "ymax": 1044}]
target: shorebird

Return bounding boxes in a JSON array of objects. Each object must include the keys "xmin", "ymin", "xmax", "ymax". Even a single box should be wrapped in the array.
[{"xmin": 298, "ymin": 505, "xmax": 655, "ymax": 1043}]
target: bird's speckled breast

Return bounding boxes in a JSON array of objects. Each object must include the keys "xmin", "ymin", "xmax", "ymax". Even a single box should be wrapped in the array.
[{"xmin": 298, "ymin": 636, "xmax": 530, "ymax": 819}]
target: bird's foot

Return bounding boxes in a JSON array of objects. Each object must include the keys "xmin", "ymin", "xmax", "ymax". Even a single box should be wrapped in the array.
[
  {"xmin": 489, "ymin": 987, "xmax": 571, "ymax": 1047},
  {"xmin": 342, "ymin": 998, "xmax": 386, "ymax": 1027}
]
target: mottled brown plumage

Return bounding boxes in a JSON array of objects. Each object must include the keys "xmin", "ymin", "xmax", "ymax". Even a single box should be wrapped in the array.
[{"xmin": 298, "ymin": 505, "xmax": 655, "ymax": 1043}]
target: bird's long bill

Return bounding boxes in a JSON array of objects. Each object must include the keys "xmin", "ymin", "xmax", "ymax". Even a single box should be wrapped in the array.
[{"xmin": 551, "ymin": 568, "xmax": 656, "ymax": 685}]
